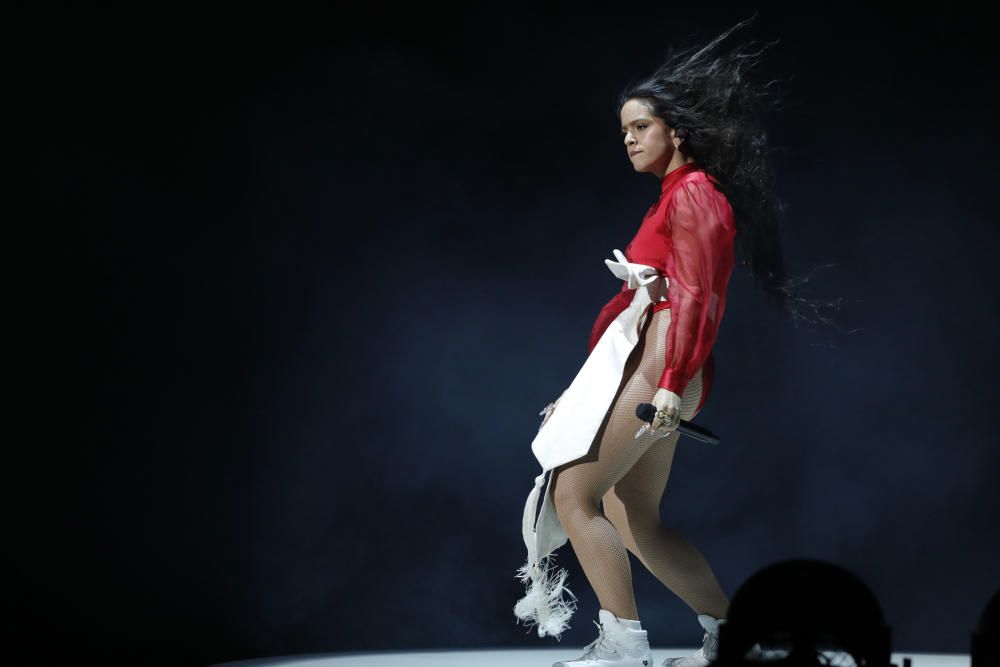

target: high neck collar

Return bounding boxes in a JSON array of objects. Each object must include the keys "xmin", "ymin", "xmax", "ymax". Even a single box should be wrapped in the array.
[{"xmin": 660, "ymin": 161, "xmax": 699, "ymax": 193}]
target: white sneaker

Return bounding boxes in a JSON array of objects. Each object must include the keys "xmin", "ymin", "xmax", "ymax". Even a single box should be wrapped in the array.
[
  {"xmin": 553, "ymin": 609, "xmax": 653, "ymax": 667},
  {"xmin": 661, "ymin": 614, "xmax": 724, "ymax": 667}
]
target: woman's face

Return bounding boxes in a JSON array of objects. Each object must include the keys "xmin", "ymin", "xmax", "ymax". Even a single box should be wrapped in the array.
[{"xmin": 620, "ymin": 98, "xmax": 680, "ymax": 176}]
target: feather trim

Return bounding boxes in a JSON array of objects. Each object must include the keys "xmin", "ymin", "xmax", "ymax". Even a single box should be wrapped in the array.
[{"xmin": 514, "ymin": 549, "xmax": 578, "ymax": 639}]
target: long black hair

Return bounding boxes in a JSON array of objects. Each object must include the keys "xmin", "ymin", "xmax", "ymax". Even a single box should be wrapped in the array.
[{"xmin": 617, "ymin": 12, "xmax": 845, "ymax": 329}]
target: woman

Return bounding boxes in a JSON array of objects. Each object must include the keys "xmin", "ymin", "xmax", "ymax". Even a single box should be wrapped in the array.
[{"xmin": 513, "ymin": 15, "xmax": 818, "ymax": 667}]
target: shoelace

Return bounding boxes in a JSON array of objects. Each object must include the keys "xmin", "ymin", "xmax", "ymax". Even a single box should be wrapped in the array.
[
  {"xmin": 701, "ymin": 630, "xmax": 720, "ymax": 660},
  {"xmin": 582, "ymin": 619, "xmax": 614, "ymax": 659}
]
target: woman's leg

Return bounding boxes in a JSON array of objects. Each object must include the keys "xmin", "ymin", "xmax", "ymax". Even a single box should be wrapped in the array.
[
  {"xmin": 548, "ymin": 306, "xmax": 693, "ymax": 622},
  {"xmin": 601, "ymin": 311, "xmax": 730, "ymax": 619}
]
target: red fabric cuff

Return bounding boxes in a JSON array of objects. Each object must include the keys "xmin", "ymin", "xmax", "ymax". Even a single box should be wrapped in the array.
[{"xmin": 658, "ymin": 368, "xmax": 689, "ymax": 396}]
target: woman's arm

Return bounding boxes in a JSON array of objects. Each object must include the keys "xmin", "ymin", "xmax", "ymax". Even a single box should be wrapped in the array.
[{"xmin": 659, "ymin": 179, "xmax": 736, "ymax": 397}]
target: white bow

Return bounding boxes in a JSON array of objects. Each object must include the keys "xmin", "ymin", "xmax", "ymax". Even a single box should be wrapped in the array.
[{"xmin": 604, "ymin": 248, "xmax": 662, "ymax": 289}]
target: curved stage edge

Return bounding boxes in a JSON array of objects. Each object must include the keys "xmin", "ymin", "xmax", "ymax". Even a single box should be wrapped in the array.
[{"xmin": 211, "ymin": 648, "xmax": 970, "ymax": 667}]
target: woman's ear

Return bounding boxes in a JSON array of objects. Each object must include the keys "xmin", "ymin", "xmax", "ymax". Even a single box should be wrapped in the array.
[{"xmin": 670, "ymin": 128, "xmax": 687, "ymax": 148}]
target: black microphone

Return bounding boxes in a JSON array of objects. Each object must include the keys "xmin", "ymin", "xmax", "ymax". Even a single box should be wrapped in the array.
[{"xmin": 635, "ymin": 402, "xmax": 720, "ymax": 445}]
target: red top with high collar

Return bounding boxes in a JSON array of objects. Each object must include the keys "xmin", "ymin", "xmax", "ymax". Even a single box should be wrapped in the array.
[{"xmin": 587, "ymin": 161, "xmax": 737, "ymax": 401}]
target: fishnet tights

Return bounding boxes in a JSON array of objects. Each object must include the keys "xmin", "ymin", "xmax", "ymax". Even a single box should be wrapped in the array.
[{"xmin": 548, "ymin": 305, "xmax": 730, "ymax": 622}]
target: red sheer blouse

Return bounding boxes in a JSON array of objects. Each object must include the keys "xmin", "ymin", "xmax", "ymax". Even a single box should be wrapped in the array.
[{"xmin": 587, "ymin": 162, "xmax": 737, "ymax": 400}]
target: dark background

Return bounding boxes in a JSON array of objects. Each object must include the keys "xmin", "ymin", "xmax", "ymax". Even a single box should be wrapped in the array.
[{"xmin": 13, "ymin": 3, "xmax": 999, "ymax": 666}]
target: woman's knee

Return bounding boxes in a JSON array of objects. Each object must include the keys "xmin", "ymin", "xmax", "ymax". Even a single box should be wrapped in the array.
[{"xmin": 551, "ymin": 473, "xmax": 601, "ymax": 519}]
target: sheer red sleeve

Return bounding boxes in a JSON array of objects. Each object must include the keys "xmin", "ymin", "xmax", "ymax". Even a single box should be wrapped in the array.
[{"xmin": 659, "ymin": 179, "xmax": 736, "ymax": 395}]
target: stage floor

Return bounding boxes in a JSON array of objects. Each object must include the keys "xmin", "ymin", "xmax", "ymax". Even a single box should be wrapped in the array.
[{"xmin": 212, "ymin": 648, "xmax": 970, "ymax": 667}]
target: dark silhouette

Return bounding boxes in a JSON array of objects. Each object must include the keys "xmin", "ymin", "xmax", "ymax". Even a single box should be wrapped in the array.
[
  {"xmin": 972, "ymin": 589, "xmax": 999, "ymax": 667},
  {"xmin": 713, "ymin": 559, "xmax": 892, "ymax": 667}
]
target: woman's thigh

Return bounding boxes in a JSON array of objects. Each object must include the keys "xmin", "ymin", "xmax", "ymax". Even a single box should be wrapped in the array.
[
  {"xmin": 601, "ymin": 310, "xmax": 706, "ymax": 523},
  {"xmin": 550, "ymin": 306, "xmax": 698, "ymax": 509}
]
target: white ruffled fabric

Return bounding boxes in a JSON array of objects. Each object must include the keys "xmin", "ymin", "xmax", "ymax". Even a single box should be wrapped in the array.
[{"xmin": 513, "ymin": 248, "xmax": 670, "ymax": 639}]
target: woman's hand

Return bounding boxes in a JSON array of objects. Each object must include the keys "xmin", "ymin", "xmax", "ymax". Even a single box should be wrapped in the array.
[{"xmin": 651, "ymin": 387, "xmax": 682, "ymax": 433}]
